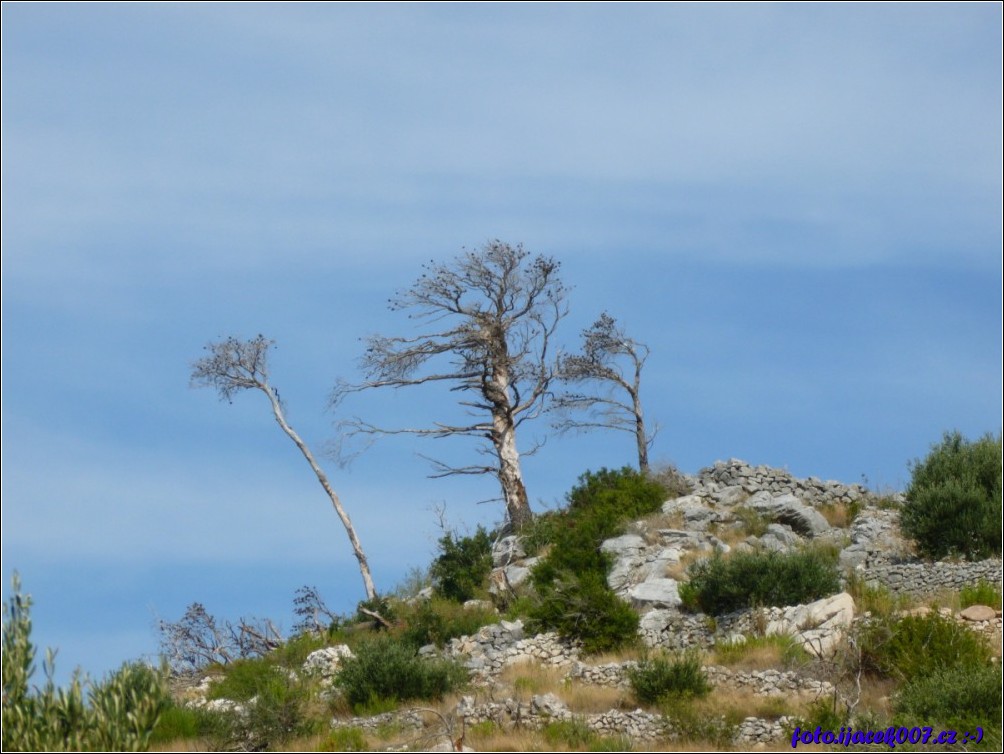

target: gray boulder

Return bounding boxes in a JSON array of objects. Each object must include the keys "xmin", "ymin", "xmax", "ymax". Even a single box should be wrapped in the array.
[
  {"xmin": 492, "ymin": 535, "xmax": 526, "ymax": 566},
  {"xmin": 628, "ymin": 578, "xmax": 682, "ymax": 609},
  {"xmin": 747, "ymin": 493, "xmax": 830, "ymax": 537},
  {"xmin": 600, "ymin": 534, "xmax": 647, "ymax": 556}
]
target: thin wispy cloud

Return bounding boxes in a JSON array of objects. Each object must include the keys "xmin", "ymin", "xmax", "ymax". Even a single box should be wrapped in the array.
[{"xmin": 2, "ymin": 3, "xmax": 999, "ymax": 684}]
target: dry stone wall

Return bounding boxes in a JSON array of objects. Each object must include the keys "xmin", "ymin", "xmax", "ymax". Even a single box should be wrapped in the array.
[
  {"xmin": 861, "ymin": 558, "xmax": 1003, "ymax": 596},
  {"xmin": 694, "ymin": 458, "xmax": 874, "ymax": 506}
]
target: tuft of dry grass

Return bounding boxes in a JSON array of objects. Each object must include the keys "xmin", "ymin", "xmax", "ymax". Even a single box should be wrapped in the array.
[
  {"xmin": 713, "ymin": 634, "xmax": 808, "ymax": 672},
  {"xmin": 665, "ymin": 550, "xmax": 704, "ymax": 581},
  {"xmin": 150, "ymin": 739, "xmax": 206, "ymax": 752},
  {"xmin": 498, "ymin": 662, "xmax": 567, "ymax": 697},
  {"xmin": 562, "ymin": 682, "xmax": 632, "ymax": 713}
]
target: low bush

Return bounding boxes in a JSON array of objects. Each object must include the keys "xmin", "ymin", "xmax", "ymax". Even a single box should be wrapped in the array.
[
  {"xmin": 397, "ymin": 597, "xmax": 497, "ymax": 649},
  {"xmin": 858, "ymin": 611, "xmax": 992, "ymax": 682},
  {"xmin": 202, "ymin": 653, "xmax": 313, "ymax": 750},
  {"xmin": 566, "ymin": 466, "xmax": 668, "ymax": 518},
  {"xmin": 960, "ymin": 580, "xmax": 1003, "ymax": 610},
  {"xmin": 901, "ymin": 431, "xmax": 1002, "ymax": 560},
  {"xmin": 430, "ymin": 526, "xmax": 493, "ymax": 603},
  {"xmin": 527, "ymin": 571, "xmax": 639, "ymax": 654},
  {"xmin": 680, "ymin": 547, "xmax": 840, "ymax": 616},
  {"xmin": 894, "ymin": 664, "xmax": 1002, "ymax": 747},
  {"xmin": 528, "ymin": 468, "xmax": 666, "ymax": 652},
  {"xmin": 334, "ymin": 635, "xmax": 467, "ymax": 711},
  {"xmin": 627, "ymin": 651, "xmax": 711, "ymax": 705},
  {"xmin": 148, "ymin": 703, "xmax": 209, "ymax": 745}
]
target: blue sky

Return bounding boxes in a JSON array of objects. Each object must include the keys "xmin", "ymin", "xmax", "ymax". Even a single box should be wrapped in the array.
[{"xmin": 2, "ymin": 4, "xmax": 1000, "ymax": 684}]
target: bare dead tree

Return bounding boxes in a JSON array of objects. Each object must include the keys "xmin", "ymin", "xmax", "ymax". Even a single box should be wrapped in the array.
[
  {"xmin": 158, "ymin": 603, "xmax": 283, "ymax": 673},
  {"xmin": 191, "ymin": 335, "xmax": 378, "ymax": 601},
  {"xmin": 553, "ymin": 312, "xmax": 656, "ymax": 474},
  {"xmin": 334, "ymin": 241, "xmax": 568, "ymax": 530},
  {"xmin": 291, "ymin": 586, "xmax": 342, "ymax": 636}
]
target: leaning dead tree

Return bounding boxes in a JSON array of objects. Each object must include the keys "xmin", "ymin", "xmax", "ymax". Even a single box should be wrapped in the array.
[
  {"xmin": 191, "ymin": 335, "xmax": 378, "ymax": 601},
  {"xmin": 334, "ymin": 241, "xmax": 567, "ymax": 530},
  {"xmin": 553, "ymin": 312, "xmax": 656, "ymax": 474}
]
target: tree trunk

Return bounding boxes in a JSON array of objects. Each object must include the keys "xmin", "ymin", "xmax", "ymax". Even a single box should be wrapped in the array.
[
  {"xmin": 265, "ymin": 388, "xmax": 378, "ymax": 601},
  {"xmin": 633, "ymin": 394, "xmax": 650, "ymax": 475},
  {"xmin": 495, "ymin": 419, "xmax": 533, "ymax": 530},
  {"xmin": 630, "ymin": 371, "xmax": 650, "ymax": 475}
]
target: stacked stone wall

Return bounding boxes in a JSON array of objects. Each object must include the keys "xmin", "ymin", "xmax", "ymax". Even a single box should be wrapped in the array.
[{"xmin": 697, "ymin": 458, "xmax": 873, "ymax": 506}]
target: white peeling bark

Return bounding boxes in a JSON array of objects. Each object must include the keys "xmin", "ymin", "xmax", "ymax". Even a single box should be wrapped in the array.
[{"xmin": 264, "ymin": 386, "xmax": 378, "ymax": 601}]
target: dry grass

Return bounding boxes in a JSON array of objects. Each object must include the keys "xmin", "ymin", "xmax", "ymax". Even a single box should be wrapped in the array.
[
  {"xmin": 584, "ymin": 646, "xmax": 646, "ymax": 665},
  {"xmin": 665, "ymin": 549, "xmax": 704, "ymax": 581},
  {"xmin": 562, "ymin": 682, "xmax": 632, "ymax": 713},
  {"xmin": 641, "ymin": 511, "xmax": 685, "ymax": 543},
  {"xmin": 713, "ymin": 635, "xmax": 807, "ymax": 672},
  {"xmin": 693, "ymin": 684, "xmax": 805, "ymax": 721},
  {"xmin": 817, "ymin": 501, "xmax": 858, "ymax": 529},
  {"xmin": 150, "ymin": 739, "xmax": 206, "ymax": 752},
  {"xmin": 498, "ymin": 662, "xmax": 567, "ymax": 696}
]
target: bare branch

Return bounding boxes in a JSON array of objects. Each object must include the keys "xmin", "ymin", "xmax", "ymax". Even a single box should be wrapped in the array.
[
  {"xmin": 158, "ymin": 603, "xmax": 283, "ymax": 673},
  {"xmin": 292, "ymin": 586, "xmax": 342, "ymax": 636}
]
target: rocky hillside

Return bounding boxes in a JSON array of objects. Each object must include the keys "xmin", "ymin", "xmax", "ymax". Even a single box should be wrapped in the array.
[{"xmin": 174, "ymin": 459, "xmax": 1002, "ymax": 752}]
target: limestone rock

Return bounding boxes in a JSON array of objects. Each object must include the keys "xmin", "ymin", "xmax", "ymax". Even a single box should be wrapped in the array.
[
  {"xmin": 531, "ymin": 692, "xmax": 569, "ymax": 717},
  {"xmin": 764, "ymin": 592, "xmax": 854, "ymax": 657},
  {"xmin": 758, "ymin": 523, "xmax": 803, "ymax": 552},
  {"xmin": 628, "ymin": 578, "xmax": 682, "ymax": 609},
  {"xmin": 960, "ymin": 604, "xmax": 997, "ymax": 621},
  {"xmin": 746, "ymin": 493, "xmax": 830, "ymax": 537},
  {"xmin": 600, "ymin": 534, "xmax": 646, "ymax": 556},
  {"xmin": 302, "ymin": 645, "xmax": 353, "ymax": 678},
  {"xmin": 492, "ymin": 535, "xmax": 526, "ymax": 566}
]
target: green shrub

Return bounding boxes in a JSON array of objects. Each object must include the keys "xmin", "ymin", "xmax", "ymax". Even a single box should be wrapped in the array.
[
  {"xmin": 627, "ymin": 651, "xmax": 711, "ymax": 705},
  {"xmin": 270, "ymin": 630, "xmax": 328, "ymax": 667},
  {"xmin": 334, "ymin": 635, "xmax": 467, "ymax": 711},
  {"xmin": 2, "ymin": 574, "xmax": 168, "ymax": 752},
  {"xmin": 960, "ymin": 580, "xmax": 1003, "ymax": 610},
  {"xmin": 202, "ymin": 653, "xmax": 313, "ymax": 750},
  {"xmin": 397, "ymin": 597, "xmax": 497, "ymax": 649},
  {"xmin": 894, "ymin": 664, "xmax": 1002, "ymax": 747},
  {"xmin": 148, "ymin": 703, "xmax": 205, "ymax": 744},
  {"xmin": 206, "ymin": 656, "xmax": 279, "ymax": 702},
  {"xmin": 528, "ymin": 571, "xmax": 639, "ymax": 654},
  {"xmin": 527, "ymin": 468, "xmax": 665, "ymax": 652},
  {"xmin": 681, "ymin": 547, "xmax": 841, "ymax": 616},
  {"xmin": 430, "ymin": 526, "xmax": 493, "ymax": 603},
  {"xmin": 567, "ymin": 466, "xmax": 667, "ymax": 518},
  {"xmin": 901, "ymin": 431, "xmax": 1002, "ymax": 560},
  {"xmin": 858, "ymin": 611, "xmax": 992, "ymax": 682}
]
